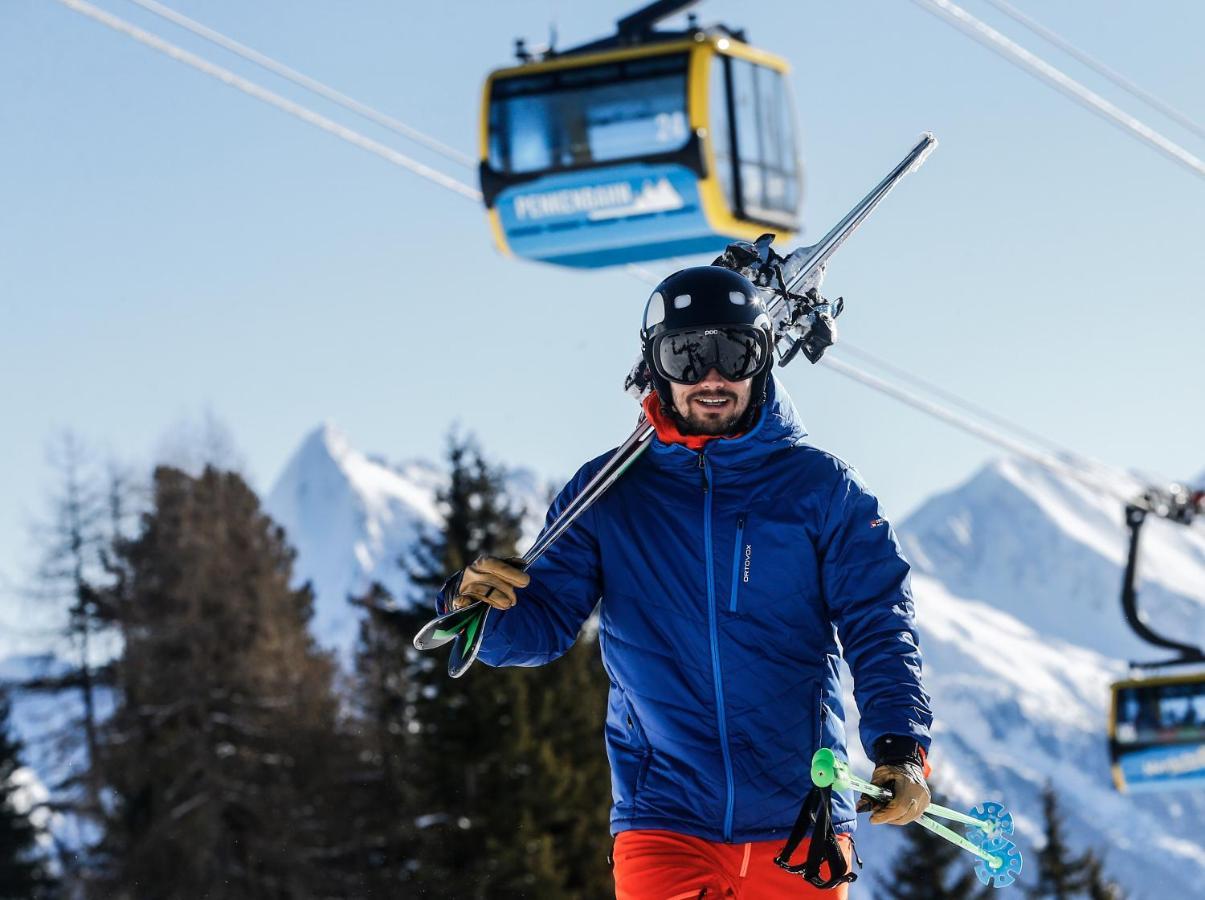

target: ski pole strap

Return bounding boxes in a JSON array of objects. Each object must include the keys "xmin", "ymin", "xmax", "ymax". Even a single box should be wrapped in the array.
[{"xmin": 774, "ymin": 784, "xmax": 861, "ymax": 889}]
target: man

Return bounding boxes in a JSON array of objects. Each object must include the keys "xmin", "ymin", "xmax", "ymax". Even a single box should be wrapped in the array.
[{"xmin": 437, "ymin": 266, "xmax": 933, "ymax": 898}]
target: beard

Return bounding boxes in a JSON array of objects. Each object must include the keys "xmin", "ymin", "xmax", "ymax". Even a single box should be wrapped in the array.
[{"xmin": 671, "ymin": 389, "xmax": 748, "ymax": 435}]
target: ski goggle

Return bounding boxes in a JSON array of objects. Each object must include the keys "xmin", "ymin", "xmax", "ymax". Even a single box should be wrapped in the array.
[{"xmin": 651, "ymin": 326, "xmax": 770, "ymax": 384}]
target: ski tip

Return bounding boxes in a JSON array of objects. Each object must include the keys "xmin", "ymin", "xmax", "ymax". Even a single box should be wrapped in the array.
[
  {"xmin": 909, "ymin": 133, "xmax": 938, "ymax": 172},
  {"xmin": 412, "ymin": 614, "xmax": 460, "ymax": 651},
  {"xmin": 447, "ymin": 634, "xmax": 480, "ymax": 678},
  {"xmin": 412, "ymin": 618, "xmax": 449, "ymax": 651},
  {"xmin": 446, "ymin": 604, "xmax": 490, "ymax": 678},
  {"xmin": 412, "ymin": 602, "xmax": 489, "ymax": 652}
]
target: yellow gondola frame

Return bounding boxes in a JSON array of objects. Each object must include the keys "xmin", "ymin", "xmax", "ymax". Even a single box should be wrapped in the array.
[
  {"xmin": 479, "ymin": 33, "xmax": 799, "ymax": 261},
  {"xmin": 1108, "ymin": 669, "xmax": 1205, "ymax": 792}
]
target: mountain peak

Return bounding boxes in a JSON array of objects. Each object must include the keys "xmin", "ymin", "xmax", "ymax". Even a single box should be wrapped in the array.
[
  {"xmin": 264, "ymin": 425, "xmax": 550, "ymax": 658},
  {"xmin": 296, "ymin": 421, "xmax": 354, "ymax": 468},
  {"xmin": 265, "ymin": 424, "xmax": 445, "ymax": 655}
]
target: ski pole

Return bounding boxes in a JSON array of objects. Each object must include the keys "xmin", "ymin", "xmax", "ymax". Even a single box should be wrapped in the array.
[{"xmin": 810, "ymin": 748, "xmax": 1023, "ymax": 889}]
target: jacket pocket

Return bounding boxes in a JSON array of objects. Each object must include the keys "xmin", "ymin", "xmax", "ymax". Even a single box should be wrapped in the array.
[
  {"xmin": 728, "ymin": 513, "xmax": 749, "ymax": 613},
  {"xmin": 606, "ymin": 692, "xmax": 652, "ymax": 808}
]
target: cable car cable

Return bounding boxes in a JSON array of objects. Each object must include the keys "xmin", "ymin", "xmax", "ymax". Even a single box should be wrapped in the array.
[
  {"xmin": 124, "ymin": 0, "xmax": 476, "ymax": 169},
  {"xmin": 59, "ymin": 0, "xmax": 1184, "ymax": 510},
  {"xmin": 633, "ymin": 255, "xmax": 1147, "ymax": 500},
  {"xmin": 55, "ymin": 0, "xmax": 482, "ymax": 202},
  {"xmin": 909, "ymin": 0, "xmax": 1205, "ymax": 182},
  {"xmin": 620, "ymin": 251, "xmax": 1121, "ymax": 495},
  {"xmin": 817, "ymin": 354, "xmax": 1136, "ymax": 505},
  {"xmin": 834, "ymin": 341, "xmax": 1101, "ymax": 465},
  {"xmin": 981, "ymin": 0, "xmax": 1205, "ymax": 142}
]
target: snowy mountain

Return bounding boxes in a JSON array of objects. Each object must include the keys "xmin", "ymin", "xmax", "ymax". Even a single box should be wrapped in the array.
[
  {"xmin": 850, "ymin": 458, "xmax": 1205, "ymax": 896},
  {"xmin": 901, "ymin": 458, "xmax": 1205, "ymax": 660},
  {"xmin": 263, "ymin": 423, "xmax": 548, "ymax": 656}
]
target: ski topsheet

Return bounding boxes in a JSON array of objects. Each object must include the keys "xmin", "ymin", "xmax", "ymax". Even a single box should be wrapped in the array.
[
  {"xmin": 416, "ymin": 133, "xmax": 938, "ymax": 678},
  {"xmin": 411, "ymin": 421, "xmax": 655, "ymax": 676}
]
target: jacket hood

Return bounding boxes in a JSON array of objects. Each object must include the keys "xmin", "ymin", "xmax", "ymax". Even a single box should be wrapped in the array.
[{"xmin": 646, "ymin": 375, "xmax": 808, "ymax": 471}]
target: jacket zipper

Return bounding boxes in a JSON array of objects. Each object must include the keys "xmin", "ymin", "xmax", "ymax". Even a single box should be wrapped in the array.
[
  {"xmin": 728, "ymin": 514, "xmax": 747, "ymax": 614},
  {"xmin": 701, "ymin": 452, "xmax": 735, "ymax": 842}
]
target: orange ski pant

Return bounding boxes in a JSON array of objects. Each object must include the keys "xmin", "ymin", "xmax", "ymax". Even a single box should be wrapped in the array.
[{"xmin": 612, "ymin": 829, "xmax": 852, "ymax": 899}]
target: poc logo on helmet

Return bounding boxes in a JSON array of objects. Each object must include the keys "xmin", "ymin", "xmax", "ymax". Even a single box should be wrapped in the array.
[{"xmin": 704, "ymin": 329, "xmax": 719, "ymax": 335}]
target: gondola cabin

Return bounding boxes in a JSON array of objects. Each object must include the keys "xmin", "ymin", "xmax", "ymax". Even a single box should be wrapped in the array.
[
  {"xmin": 1109, "ymin": 671, "xmax": 1205, "ymax": 792},
  {"xmin": 479, "ymin": 16, "xmax": 802, "ymax": 268}
]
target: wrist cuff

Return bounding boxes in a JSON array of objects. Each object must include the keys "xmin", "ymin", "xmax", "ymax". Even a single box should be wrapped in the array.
[{"xmin": 873, "ymin": 735, "xmax": 927, "ymax": 770}]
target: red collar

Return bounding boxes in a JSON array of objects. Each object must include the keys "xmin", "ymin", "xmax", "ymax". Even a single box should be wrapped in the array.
[{"xmin": 641, "ymin": 392, "xmax": 747, "ymax": 451}]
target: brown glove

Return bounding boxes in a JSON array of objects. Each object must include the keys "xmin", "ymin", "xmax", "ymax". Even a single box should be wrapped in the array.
[
  {"xmin": 451, "ymin": 556, "xmax": 530, "ymax": 610},
  {"xmin": 856, "ymin": 736, "xmax": 931, "ymax": 826}
]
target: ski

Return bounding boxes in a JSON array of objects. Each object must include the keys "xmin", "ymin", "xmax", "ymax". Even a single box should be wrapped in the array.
[
  {"xmin": 411, "ymin": 420, "xmax": 656, "ymax": 676},
  {"xmin": 416, "ymin": 132, "xmax": 938, "ymax": 678}
]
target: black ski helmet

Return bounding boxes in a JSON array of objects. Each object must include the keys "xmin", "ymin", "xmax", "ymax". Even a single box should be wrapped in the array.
[{"xmin": 640, "ymin": 266, "xmax": 775, "ymax": 419}]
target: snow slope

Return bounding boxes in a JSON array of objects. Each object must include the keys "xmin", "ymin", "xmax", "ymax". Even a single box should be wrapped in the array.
[
  {"xmin": 852, "ymin": 571, "xmax": 1205, "ymax": 897},
  {"xmin": 901, "ymin": 457, "xmax": 1205, "ymax": 661}
]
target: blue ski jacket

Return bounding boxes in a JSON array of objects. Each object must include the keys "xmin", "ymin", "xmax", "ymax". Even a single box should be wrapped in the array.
[{"xmin": 437, "ymin": 377, "xmax": 931, "ymax": 843}]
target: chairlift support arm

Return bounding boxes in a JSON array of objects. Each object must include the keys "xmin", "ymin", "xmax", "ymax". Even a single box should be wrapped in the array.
[
  {"xmin": 617, "ymin": 0, "xmax": 700, "ymax": 40},
  {"xmin": 1122, "ymin": 489, "xmax": 1205, "ymax": 668}
]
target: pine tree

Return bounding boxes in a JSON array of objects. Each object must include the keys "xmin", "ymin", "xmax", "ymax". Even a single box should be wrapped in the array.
[
  {"xmin": 1084, "ymin": 856, "xmax": 1128, "ymax": 900},
  {"xmin": 342, "ymin": 582, "xmax": 423, "ymax": 893},
  {"xmin": 363, "ymin": 430, "xmax": 611, "ymax": 898},
  {"xmin": 92, "ymin": 465, "xmax": 352, "ymax": 897},
  {"xmin": 881, "ymin": 786, "xmax": 991, "ymax": 900},
  {"xmin": 1026, "ymin": 783, "xmax": 1094, "ymax": 900},
  {"xmin": 0, "ymin": 691, "xmax": 58, "ymax": 898}
]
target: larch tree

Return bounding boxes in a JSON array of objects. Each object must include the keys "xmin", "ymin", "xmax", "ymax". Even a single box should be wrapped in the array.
[
  {"xmin": 22, "ymin": 434, "xmax": 138, "ymax": 883},
  {"xmin": 91, "ymin": 465, "xmax": 352, "ymax": 897}
]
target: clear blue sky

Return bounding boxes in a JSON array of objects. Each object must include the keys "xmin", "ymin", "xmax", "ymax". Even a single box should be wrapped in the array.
[{"xmin": 3, "ymin": 0, "xmax": 1203, "ymax": 611}]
